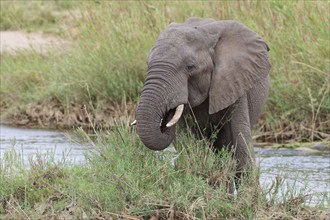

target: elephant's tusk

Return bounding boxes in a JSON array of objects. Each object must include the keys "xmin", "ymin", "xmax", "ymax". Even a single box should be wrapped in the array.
[
  {"xmin": 130, "ymin": 120, "xmax": 137, "ymax": 126},
  {"xmin": 166, "ymin": 104, "xmax": 184, "ymax": 128}
]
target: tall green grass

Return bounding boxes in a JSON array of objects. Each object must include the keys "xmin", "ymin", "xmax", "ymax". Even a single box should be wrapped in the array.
[
  {"xmin": 0, "ymin": 1, "xmax": 329, "ymax": 140},
  {"xmin": 1, "ymin": 125, "xmax": 327, "ymax": 219}
]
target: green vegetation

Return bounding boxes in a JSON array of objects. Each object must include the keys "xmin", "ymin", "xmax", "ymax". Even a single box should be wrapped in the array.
[
  {"xmin": 0, "ymin": 1, "xmax": 329, "ymax": 141},
  {"xmin": 0, "ymin": 1, "xmax": 77, "ymax": 33},
  {"xmin": 1, "ymin": 125, "xmax": 328, "ymax": 219}
]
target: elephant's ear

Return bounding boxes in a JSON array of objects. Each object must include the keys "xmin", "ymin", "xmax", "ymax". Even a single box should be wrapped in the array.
[{"xmin": 200, "ymin": 21, "xmax": 271, "ymax": 114}]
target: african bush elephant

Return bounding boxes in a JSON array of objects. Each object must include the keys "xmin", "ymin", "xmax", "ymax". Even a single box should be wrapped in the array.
[{"xmin": 135, "ymin": 17, "xmax": 271, "ymax": 182}]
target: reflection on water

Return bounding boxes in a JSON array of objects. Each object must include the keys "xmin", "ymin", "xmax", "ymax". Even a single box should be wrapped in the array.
[{"xmin": 1, "ymin": 125, "xmax": 329, "ymax": 204}]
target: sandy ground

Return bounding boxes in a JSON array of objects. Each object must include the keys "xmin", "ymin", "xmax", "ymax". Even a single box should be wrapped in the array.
[{"xmin": 0, "ymin": 31, "xmax": 67, "ymax": 54}]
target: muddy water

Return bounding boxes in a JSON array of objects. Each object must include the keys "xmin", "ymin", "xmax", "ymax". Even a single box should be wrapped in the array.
[{"xmin": 1, "ymin": 125, "xmax": 329, "ymax": 204}]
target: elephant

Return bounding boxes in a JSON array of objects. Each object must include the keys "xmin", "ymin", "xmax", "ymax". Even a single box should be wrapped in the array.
[{"xmin": 135, "ymin": 17, "xmax": 271, "ymax": 184}]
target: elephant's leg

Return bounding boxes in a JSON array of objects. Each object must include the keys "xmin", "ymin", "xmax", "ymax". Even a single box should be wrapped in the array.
[
  {"xmin": 231, "ymin": 95, "xmax": 255, "ymax": 179},
  {"xmin": 211, "ymin": 122, "xmax": 236, "ymax": 194},
  {"xmin": 222, "ymin": 78, "xmax": 268, "ymax": 189},
  {"xmin": 212, "ymin": 95, "xmax": 255, "ymax": 189}
]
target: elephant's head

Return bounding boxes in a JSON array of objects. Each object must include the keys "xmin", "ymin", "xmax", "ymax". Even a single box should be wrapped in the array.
[{"xmin": 136, "ymin": 18, "xmax": 271, "ymax": 150}]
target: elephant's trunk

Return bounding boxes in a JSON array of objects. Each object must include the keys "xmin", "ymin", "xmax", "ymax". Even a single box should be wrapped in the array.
[
  {"xmin": 136, "ymin": 84, "xmax": 176, "ymax": 151},
  {"xmin": 136, "ymin": 63, "xmax": 188, "ymax": 150}
]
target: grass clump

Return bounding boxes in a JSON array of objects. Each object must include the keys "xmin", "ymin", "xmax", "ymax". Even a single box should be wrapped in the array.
[
  {"xmin": 1, "ymin": 125, "xmax": 328, "ymax": 219},
  {"xmin": 0, "ymin": 150, "xmax": 71, "ymax": 219}
]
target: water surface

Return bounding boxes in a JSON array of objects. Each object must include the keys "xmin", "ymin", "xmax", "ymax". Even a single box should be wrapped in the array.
[
  {"xmin": 0, "ymin": 125, "xmax": 86, "ymax": 164},
  {"xmin": 255, "ymin": 147, "xmax": 329, "ymax": 205}
]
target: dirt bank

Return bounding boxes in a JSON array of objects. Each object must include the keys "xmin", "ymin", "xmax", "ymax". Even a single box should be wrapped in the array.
[
  {"xmin": 0, "ymin": 31, "xmax": 68, "ymax": 55},
  {"xmin": 1, "ymin": 99, "xmax": 136, "ymax": 130}
]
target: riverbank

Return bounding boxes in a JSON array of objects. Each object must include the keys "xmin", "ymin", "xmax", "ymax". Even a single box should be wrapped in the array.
[
  {"xmin": 0, "ymin": 98, "xmax": 135, "ymax": 130},
  {"xmin": 2, "ymin": 101, "xmax": 330, "ymax": 145}
]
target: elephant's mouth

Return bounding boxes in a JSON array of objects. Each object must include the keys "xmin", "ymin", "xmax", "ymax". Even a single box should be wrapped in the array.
[
  {"xmin": 160, "ymin": 108, "xmax": 175, "ymax": 133},
  {"xmin": 160, "ymin": 104, "xmax": 184, "ymax": 133}
]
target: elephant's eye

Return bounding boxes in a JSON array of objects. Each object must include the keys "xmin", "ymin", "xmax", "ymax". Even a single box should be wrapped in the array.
[{"xmin": 186, "ymin": 64, "xmax": 195, "ymax": 72}]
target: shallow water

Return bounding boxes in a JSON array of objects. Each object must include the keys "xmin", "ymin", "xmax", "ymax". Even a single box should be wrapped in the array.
[
  {"xmin": 255, "ymin": 147, "xmax": 329, "ymax": 205},
  {"xmin": 0, "ymin": 125, "xmax": 86, "ymax": 165},
  {"xmin": 1, "ymin": 125, "xmax": 329, "ymax": 204}
]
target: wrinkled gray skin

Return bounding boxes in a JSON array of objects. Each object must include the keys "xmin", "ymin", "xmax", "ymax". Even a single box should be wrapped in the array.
[{"xmin": 136, "ymin": 18, "xmax": 271, "ymax": 181}]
